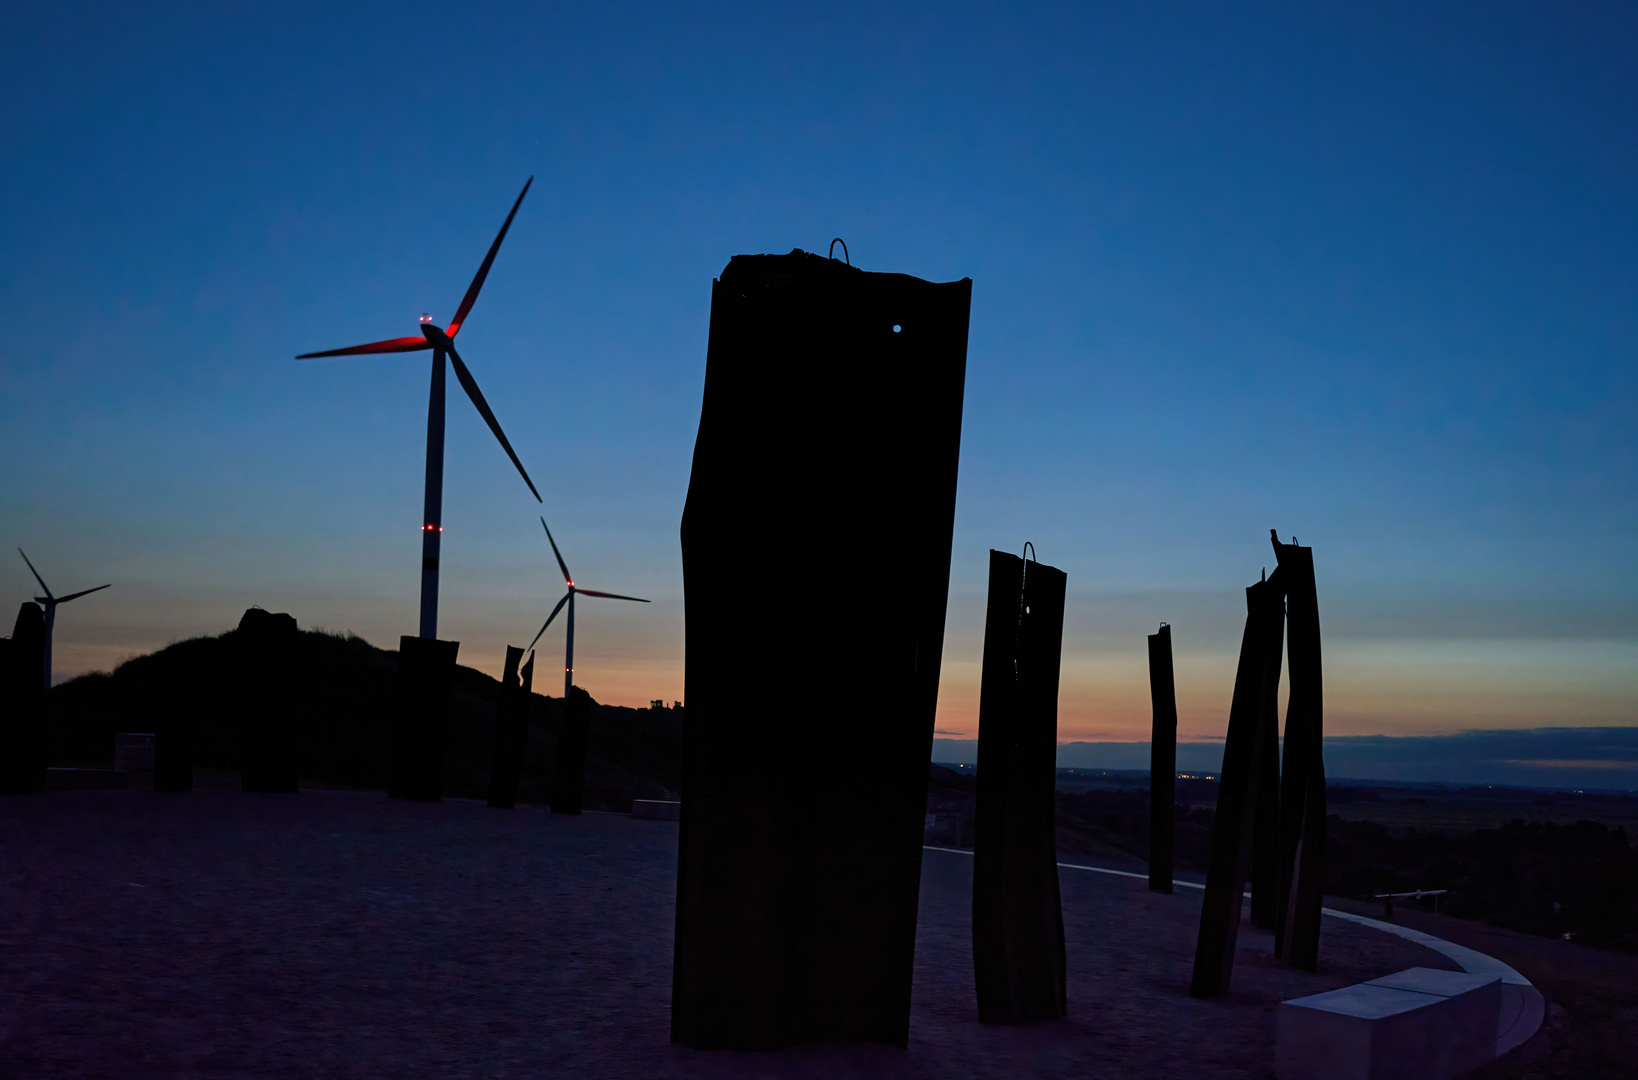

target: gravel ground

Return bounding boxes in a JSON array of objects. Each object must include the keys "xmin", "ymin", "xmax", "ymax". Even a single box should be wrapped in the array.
[{"xmin": 1, "ymin": 787, "xmax": 1455, "ymax": 1079}]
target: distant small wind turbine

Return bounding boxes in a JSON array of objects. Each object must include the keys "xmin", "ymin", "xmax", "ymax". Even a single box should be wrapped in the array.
[
  {"xmin": 526, "ymin": 517, "xmax": 649, "ymax": 699},
  {"xmin": 17, "ymin": 548, "xmax": 110, "ymax": 689},
  {"xmin": 297, "ymin": 178, "xmax": 542, "ymax": 640}
]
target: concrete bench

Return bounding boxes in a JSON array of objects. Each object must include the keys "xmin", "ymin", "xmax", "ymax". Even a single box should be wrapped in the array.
[
  {"xmin": 632, "ymin": 799, "xmax": 681, "ymax": 821},
  {"xmin": 1277, "ymin": 967, "xmax": 1501, "ymax": 1080},
  {"xmin": 115, "ymin": 732, "xmax": 156, "ymax": 772}
]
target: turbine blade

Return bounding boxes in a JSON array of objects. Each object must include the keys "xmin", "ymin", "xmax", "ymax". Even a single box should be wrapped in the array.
[
  {"xmin": 16, "ymin": 548, "xmax": 51, "ymax": 599},
  {"xmin": 56, "ymin": 584, "xmax": 111, "ymax": 603},
  {"xmin": 540, "ymin": 517, "xmax": 571, "ymax": 585},
  {"xmin": 446, "ymin": 177, "xmax": 533, "ymax": 337},
  {"xmin": 297, "ymin": 336, "xmax": 434, "ymax": 359},
  {"xmin": 576, "ymin": 589, "xmax": 649, "ymax": 603},
  {"xmin": 445, "ymin": 344, "xmax": 542, "ymax": 502},
  {"xmin": 526, "ymin": 591, "xmax": 572, "ymax": 652}
]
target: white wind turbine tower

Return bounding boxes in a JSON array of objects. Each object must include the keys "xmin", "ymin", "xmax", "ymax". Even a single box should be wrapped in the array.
[
  {"xmin": 18, "ymin": 549, "xmax": 110, "ymax": 689},
  {"xmin": 526, "ymin": 518, "xmax": 648, "ymax": 699}
]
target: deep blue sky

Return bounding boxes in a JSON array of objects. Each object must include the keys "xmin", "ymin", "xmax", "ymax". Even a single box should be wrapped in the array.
[{"xmin": 3, "ymin": 2, "xmax": 1635, "ymax": 739}]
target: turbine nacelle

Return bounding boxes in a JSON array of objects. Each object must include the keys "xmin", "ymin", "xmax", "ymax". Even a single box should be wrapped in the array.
[{"xmin": 419, "ymin": 322, "xmax": 456, "ymax": 349}]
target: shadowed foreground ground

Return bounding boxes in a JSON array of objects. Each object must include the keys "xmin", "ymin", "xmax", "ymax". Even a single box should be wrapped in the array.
[{"xmin": 1, "ymin": 788, "xmax": 1455, "ymax": 1078}]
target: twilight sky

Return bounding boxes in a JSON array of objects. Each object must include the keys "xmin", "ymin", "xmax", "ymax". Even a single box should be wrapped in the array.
[{"xmin": 2, "ymin": 2, "xmax": 1635, "ymax": 743}]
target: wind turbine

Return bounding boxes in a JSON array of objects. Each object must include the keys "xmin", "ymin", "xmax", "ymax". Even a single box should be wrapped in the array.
[
  {"xmin": 527, "ymin": 517, "xmax": 649, "ymax": 699},
  {"xmin": 298, "ymin": 178, "xmax": 542, "ymax": 640},
  {"xmin": 17, "ymin": 548, "xmax": 110, "ymax": 689}
]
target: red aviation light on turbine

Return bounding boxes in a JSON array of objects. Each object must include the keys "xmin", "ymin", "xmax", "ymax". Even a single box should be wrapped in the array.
[{"xmin": 420, "ymin": 313, "xmax": 434, "ymax": 324}]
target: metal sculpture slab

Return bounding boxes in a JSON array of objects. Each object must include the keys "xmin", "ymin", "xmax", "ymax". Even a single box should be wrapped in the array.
[
  {"xmin": 1250, "ymin": 583, "xmax": 1287, "ymax": 930},
  {"xmin": 237, "ymin": 608, "xmax": 301, "ymax": 793},
  {"xmin": 390, "ymin": 636, "xmax": 459, "ymax": 802},
  {"xmin": 488, "ymin": 646, "xmax": 529, "ymax": 809},
  {"xmin": 153, "ymin": 712, "xmax": 194, "ymax": 792},
  {"xmin": 1148, "ymin": 623, "xmax": 1178, "ymax": 894},
  {"xmin": 972, "ymin": 547, "xmax": 1068, "ymax": 1024},
  {"xmin": 0, "ymin": 603, "xmax": 48, "ymax": 794},
  {"xmin": 1273, "ymin": 533, "xmax": 1326, "ymax": 970},
  {"xmin": 551, "ymin": 685, "xmax": 592, "ymax": 815},
  {"xmin": 1190, "ymin": 572, "xmax": 1283, "ymax": 998},
  {"xmin": 673, "ymin": 249, "xmax": 970, "ymax": 1050}
]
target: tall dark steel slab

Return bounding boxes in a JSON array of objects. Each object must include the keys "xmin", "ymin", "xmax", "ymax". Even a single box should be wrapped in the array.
[
  {"xmin": 1250, "ymin": 586, "xmax": 1286, "ymax": 929},
  {"xmin": 673, "ymin": 250, "xmax": 970, "ymax": 1050},
  {"xmin": 0, "ymin": 638, "xmax": 12, "ymax": 786},
  {"xmin": 237, "ymin": 608, "xmax": 301, "ymax": 793},
  {"xmin": 391, "ymin": 636, "xmax": 459, "ymax": 802},
  {"xmin": 153, "ymin": 712, "xmax": 194, "ymax": 792},
  {"xmin": 488, "ymin": 646, "xmax": 528, "ymax": 809},
  {"xmin": 551, "ymin": 684, "xmax": 591, "ymax": 815},
  {"xmin": 1189, "ymin": 574, "xmax": 1282, "ymax": 998},
  {"xmin": 1273, "ymin": 535, "xmax": 1325, "ymax": 969},
  {"xmin": 0, "ymin": 603, "xmax": 48, "ymax": 794},
  {"xmin": 1148, "ymin": 624, "xmax": 1178, "ymax": 894},
  {"xmin": 973, "ymin": 549, "xmax": 1068, "ymax": 1024}
]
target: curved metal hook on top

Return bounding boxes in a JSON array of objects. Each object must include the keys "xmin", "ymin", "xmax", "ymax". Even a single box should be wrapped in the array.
[
  {"xmin": 828, "ymin": 237, "xmax": 850, "ymax": 265},
  {"xmin": 1022, "ymin": 541, "xmax": 1037, "ymax": 564}
]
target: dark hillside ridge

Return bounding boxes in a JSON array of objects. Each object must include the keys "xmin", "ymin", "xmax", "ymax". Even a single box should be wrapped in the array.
[{"xmin": 45, "ymin": 625, "xmax": 681, "ymax": 811}]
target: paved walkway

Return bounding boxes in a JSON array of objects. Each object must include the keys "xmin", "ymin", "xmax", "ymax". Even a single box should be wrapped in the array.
[
  {"xmin": 3, "ymin": 789, "xmax": 1464, "ymax": 1078},
  {"xmin": 969, "ymin": 847, "xmax": 1545, "ymax": 1059}
]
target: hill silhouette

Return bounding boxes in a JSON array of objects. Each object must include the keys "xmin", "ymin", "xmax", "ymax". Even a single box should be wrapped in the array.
[{"xmin": 45, "ymin": 620, "xmax": 682, "ymax": 810}]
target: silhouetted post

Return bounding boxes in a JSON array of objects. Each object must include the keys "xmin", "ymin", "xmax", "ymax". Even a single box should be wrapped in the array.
[
  {"xmin": 1250, "ymin": 583, "xmax": 1286, "ymax": 930},
  {"xmin": 1190, "ymin": 572, "xmax": 1282, "ymax": 998},
  {"xmin": 551, "ymin": 685, "xmax": 592, "ymax": 814},
  {"xmin": 1148, "ymin": 623, "xmax": 1177, "ymax": 894},
  {"xmin": 973, "ymin": 548, "xmax": 1068, "ymax": 1024},
  {"xmin": 237, "ymin": 608, "xmax": 301, "ymax": 793},
  {"xmin": 0, "ymin": 638, "xmax": 12, "ymax": 783},
  {"xmin": 518, "ymin": 652, "xmax": 534, "ymax": 779},
  {"xmin": 489, "ymin": 646, "xmax": 527, "ymax": 809},
  {"xmin": 0, "ymin": 603, "xmax": 48, "ymax": 794},
  {"xmin": 391, "ymin": 635, "xmax": 458, "ymax": 802},
  {"xmin": 153, "ymin": 712, "xmax": 194, "ymax": 792},
  {"xmin": 1273, "ymin": 533, "xmax": 1326, "ymax": 969},
  {"xmin": 673, "ymin": 249, "xmax": 970, "ymax": 1050}
]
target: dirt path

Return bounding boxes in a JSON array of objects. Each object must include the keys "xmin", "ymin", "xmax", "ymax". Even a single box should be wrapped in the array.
[{"xmin": 3, "ymin": 789, "xmax": 1458, "ymax": 1078}]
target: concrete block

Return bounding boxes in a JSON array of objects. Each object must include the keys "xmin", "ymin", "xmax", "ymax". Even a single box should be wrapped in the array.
[
  {"xmin": 115, "ymin": 733, "xmax": 156, "ymax": 772},
  {"xmin": 46, "ymin": 768, "xmax": 131, "ymax": 791},
  {"xmin": 1277, "ymin": 967, "xmax": 1501, "ymax": 1080},
  {"xmin": 632, "ymin": 799, "xmax": 681, "ymax": 821}
]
